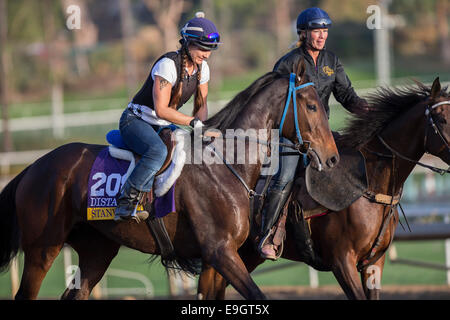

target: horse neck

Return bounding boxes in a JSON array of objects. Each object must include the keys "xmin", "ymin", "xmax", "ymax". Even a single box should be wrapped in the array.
[
  {"xmin": 363, "ymin": 102, "xmax": 426, "ymax": 196},
  {"xmin": 230, "ymin": 80, "xmax": 286, "ymax": 132},
  {"xmin": 222, "ymin": 81, "xmax": 287, "ymax": 188}
]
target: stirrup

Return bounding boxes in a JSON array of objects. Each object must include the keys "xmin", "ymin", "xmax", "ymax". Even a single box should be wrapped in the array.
[
  {"xmin": 130, "ymin": 205, "xmax": 149, "ymax": 223},
  {"xmin": 114, "ymin": 196, "xmax": 149, "ymax": 223},
  {"xmin": 114, "ymin": 188, "xmax": 149, "ymax": 223},
  {"xmin": 257, "ymin": 230, "xmax": 282, "ymax": 261},
  {"xmin": 260, "ymin": 244, "xmax": 277, "ymax": 261},
  {"xmin": 115, "ymin": 203, "xmax": 149, "ymax": 222}
]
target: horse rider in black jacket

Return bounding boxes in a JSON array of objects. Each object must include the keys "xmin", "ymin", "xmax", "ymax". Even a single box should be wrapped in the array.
[{"xmin": 259, "ymin": 7, "xmax": 371, "ymax": 260}]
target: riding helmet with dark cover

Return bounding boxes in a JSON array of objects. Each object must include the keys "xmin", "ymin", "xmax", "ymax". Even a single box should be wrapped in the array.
[
  {"xmin": 296, "ymin": 7, "xmax": 332, "ymax": 32},
  {"xmin": 180, "ymin": 12, "xmax": 221, "ymax": 50}
]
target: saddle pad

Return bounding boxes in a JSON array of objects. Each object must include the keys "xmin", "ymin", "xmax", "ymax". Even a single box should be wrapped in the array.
[
  {"xmin": 306, "ymin": 147, "xmax": 368, "ymax": 212},
  {"xmin": 87, "ymin": 147, "xmax": 131, "ymax": 220},
  {"xmin": 106, "ymin": 128, "xmax": 188, "ymax": 198},
  {"xmin": 154, "ymin": 183, "xmax": 176, "ymax": 218},
  {"xmin": 87, "ymin": 147, "xmax": 176, "ymax": 220}
]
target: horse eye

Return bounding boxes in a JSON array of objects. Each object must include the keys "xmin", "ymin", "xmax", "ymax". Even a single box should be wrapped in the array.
[{"xmin": 307, "ymin": 104, "xmax": 317, "ymax": 112}]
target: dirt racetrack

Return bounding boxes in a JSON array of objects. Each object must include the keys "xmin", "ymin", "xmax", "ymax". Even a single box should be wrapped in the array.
[{"xmin": 221, "ymin": 285, "xmax": 450, "ymax": 300}]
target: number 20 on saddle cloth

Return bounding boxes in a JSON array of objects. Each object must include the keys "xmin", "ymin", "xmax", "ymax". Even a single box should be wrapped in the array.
[{"xmin": 86, "ymin": 127, "xmax": 184, "ymax": 221}]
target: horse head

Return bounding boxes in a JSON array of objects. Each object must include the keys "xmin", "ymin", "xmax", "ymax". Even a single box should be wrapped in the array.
[
  {"xmin": 424, "ymin": 77, "xmax": 450, "ymax": 165},
  {"xmin": 281, "ymin": 58, "xmax": 339, "ymax": 171}
]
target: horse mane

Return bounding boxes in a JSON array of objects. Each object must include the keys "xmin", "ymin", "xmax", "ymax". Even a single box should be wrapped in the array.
[
  {"xmin": 204, "ymin": 71, "xmax": 284, "ymax": 131},
  {"xmin": 338, "ymin": 81, "xmax": 449, "ymax": 149}
]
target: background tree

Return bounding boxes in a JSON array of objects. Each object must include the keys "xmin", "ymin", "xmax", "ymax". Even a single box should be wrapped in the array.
[
  {"xmin": 0, "ymin": 0, "xmax": 12, "ymax": 152},
  {"xmin": 436, "ymin": 0, "xmax": 450, "ymax": 66},
  {"xmin": 62, "ymin": 0, "xmax": 98, "ymax": 77},
  {"xmin": 119, "ymin": 0, "xmax": 138, "ymax": 98},
  {"xmin": 143, "ymin": 0, "xmax": 189, "ymax": 52}
]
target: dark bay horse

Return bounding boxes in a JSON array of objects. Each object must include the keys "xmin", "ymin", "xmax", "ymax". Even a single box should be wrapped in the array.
[
  {"xmin": 197, "ymin": 77, "xmax": 450, "ymax": 300},
  {"xmin": 0, "ymin": 62, "xmax": 339, "ymax": 300}
]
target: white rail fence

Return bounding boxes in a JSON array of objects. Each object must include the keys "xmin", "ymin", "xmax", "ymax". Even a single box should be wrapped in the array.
[{"xmin": 1, "ymin": 80, "xmax": 449, "ymax": 133}]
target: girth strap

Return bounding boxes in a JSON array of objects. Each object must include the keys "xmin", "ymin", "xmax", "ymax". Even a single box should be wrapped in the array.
[
  {"xmin": 363, "ymin": 191, "xmax": 401, "ymax": 205},
  {"xmin": 357, "ymin": 205, "xmax": 396, "ymax": 272}
]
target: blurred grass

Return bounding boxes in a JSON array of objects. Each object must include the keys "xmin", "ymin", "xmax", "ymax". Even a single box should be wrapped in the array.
[{"xmin": 0, "ymin": 240, "xmax": 447, "ymax": 299}]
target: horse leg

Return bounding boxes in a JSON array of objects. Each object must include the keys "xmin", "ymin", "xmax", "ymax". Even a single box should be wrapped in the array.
[
  {"xmin": 202, "ymin": 244, "xmax": 266, "ymax": 300},
  {"xmin": 61, "ymin": 225, "xmax": 120, "ymax": 300},
  {"xmin": 360, "ymin": 255, "xmax": 386, "ymax": 300},
  {"xmin": 332, "ymin": 253, "xmax": 367, "ymax": 300},
  {"xmin": 197, "ymin": 240, "xmax": 266, "ymax": 300},
  {"xmin": 15, "ymin": 244, "xmax": 64, "ymax": 300},
  {"xmin": 197, "ymin": 264, "xmax": 227, "ymax": 300},
  {"xmin": 198, "ymin": 242, "xmax": 266, "ymax": 300}
]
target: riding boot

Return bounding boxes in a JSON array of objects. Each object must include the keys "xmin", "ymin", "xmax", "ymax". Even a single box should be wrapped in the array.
[
  {"xmin": 114, "ymin": 180, "xmax": 149, "ymax": 222},
  {"xmin": 258, "ymin": 181, "xmax": 293, "ymax": 260}
]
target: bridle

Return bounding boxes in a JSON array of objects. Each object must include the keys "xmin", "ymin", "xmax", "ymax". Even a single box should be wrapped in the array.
[
  {"xmin": 358, "ymin": 99, "xmax": 449, "ymax": 271},
  {"xmin": 199, "ymin": 73, "xmax": 319, "ymax": 227},
  {"xmin": 424, "ymin": 100, "xmax": 450, "ymax": 155},
  {"xmin": 278, "ymin": 73, "xmax": 315, "ymax": 161},
  {"xmin": 376, "ymin": 99, "xmax": 450, "ymax": 175},
  {"xmin": 202, "ymin": 73, "xmax": 318, "ymax": 199}
]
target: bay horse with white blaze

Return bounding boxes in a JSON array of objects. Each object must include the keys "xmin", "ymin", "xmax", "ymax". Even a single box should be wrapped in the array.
[
  {"xmin": 0, "ymin": 60, "xmax": 339, "ymax": 300},
  {"xmin": 197, "ymin": 77, "xmax": 450, "ymax": 300}
]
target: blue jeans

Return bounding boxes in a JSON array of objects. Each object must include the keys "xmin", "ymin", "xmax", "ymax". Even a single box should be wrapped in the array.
[
  {"xmin": 119, "ymin": 109, "xmax": 168, "ymax": 192},
  {"xmin": 271, "ymin": 138, "xmax": 300, "ymax": 191}
]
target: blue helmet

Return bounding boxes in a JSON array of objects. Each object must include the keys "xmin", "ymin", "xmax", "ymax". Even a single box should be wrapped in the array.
[
  {"xmin": 296, "ymin": 7, "xmax": 332, "ymax": 32},
  {"xmin": 180, "ymin": 12, "xmax": 221, "ymax": 50}
]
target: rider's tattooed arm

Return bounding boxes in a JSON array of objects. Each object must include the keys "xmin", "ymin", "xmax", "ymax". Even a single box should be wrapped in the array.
[{"xmin": 159, "ymin": 78, "xmax": 169, "ymax": 90}]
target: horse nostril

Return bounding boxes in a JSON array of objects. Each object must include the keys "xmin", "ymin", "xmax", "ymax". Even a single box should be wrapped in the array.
[{"xmin": 327, "ymin": 155, "xmax": 339, "ymax": 168}]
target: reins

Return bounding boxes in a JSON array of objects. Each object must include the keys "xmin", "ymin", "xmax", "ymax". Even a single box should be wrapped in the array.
[
  {"xmin": 204, "ymin": 73, "xmax": 315, "ymax": 198},
  {"xmin": 377, "ymin": 135, "xmax": 450, "ymax": 175},
  {"xmin": 204, "ymin": 73, "xmax": 316, "ymax": 224}
]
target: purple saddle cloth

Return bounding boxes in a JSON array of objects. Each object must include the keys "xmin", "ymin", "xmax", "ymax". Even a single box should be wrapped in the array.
[{"xmin": 87, "ymin": 146, "xmax": 175, "ymax": 220}]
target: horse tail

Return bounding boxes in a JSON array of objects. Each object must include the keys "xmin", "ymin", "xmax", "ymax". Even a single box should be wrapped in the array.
[{"xmin": 0, "ymin": 167, "xmax": 28, "ymax": 272}]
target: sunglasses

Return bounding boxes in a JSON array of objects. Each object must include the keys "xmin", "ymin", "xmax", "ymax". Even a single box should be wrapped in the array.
[
  {"xmin": 307, "ymin": 18, "xmax": 332, "ymax": 29},
  {"xmin": 184, "ymin": 32, "xmax": 221, "ymax": 43}
]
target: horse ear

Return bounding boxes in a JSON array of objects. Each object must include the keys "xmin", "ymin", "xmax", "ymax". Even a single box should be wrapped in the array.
[
  {"xmin": 295, "ymin": 58, "xmax": 306, "ymax": 84},
  {"xmin": 430, "ymin": 77, "xmax": 441, "ymax": 100}
]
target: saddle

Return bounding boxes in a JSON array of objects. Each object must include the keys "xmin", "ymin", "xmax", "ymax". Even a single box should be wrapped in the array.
[
  {"xmin": 253, "ymin": 139, "xmax": 369, "ymax": 262},
  {"xmin": 106, "ymin": 127, "xmax": 186, "ymax": 259},
  {"xmin": 106, "ymin": 127, "xmax": 177, "ymax": 177}
]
